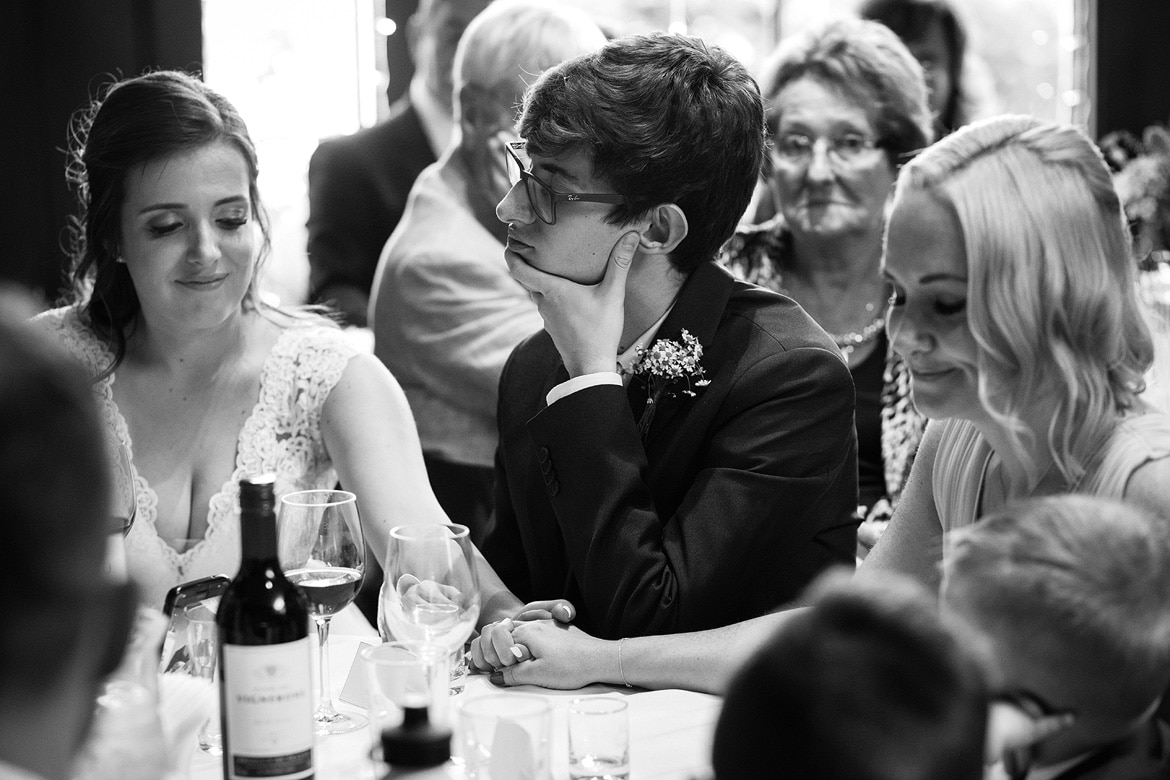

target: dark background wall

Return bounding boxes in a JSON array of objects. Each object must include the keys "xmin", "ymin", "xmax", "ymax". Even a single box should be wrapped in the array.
[
  {"xmin": 3, "ymin": 0, "xmax": 1166, "ymax": 310},
  {"xmin": 2, "ymin": 0, "xmax": 203, "ymax": 306},
  {"xmin": 1095, "ymin": 0, "xmax": 1170, "ymax": 139}
]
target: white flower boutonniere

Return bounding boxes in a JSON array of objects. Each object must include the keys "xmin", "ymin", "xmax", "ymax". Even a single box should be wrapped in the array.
[{"xmin": 632, "ymin": 329, "xmax": 710, "ymax": 437}]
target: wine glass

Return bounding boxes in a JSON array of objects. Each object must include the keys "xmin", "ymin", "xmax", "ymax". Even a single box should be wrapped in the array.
[
  {"xmin": 184, "ymin": 603, "xmax": 222, "ymax": 754},
  {"xmin": 103, "ymin": 441, "xmax": 136, "ymax": 578},
  {"xmin": 277, "ymin": 489, "xmax": 367, "ymax": 735},
  {"xmin": 107, "ymin": 441, "xmax": 137, "ymax": 535},
  {"xmin": 380, "ymin": 524, "xmax": 480, "ymax": 694}
]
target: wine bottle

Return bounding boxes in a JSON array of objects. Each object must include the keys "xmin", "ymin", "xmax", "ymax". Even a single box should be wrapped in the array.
[{"xmin": 217, "ymin": 475, "xmax": 315, "ymax": 780}]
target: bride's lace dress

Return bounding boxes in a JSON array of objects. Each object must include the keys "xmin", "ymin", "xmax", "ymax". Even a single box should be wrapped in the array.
[{"xmin": 34, "ymin": 307, "xmax": 359, "ymax": 608}]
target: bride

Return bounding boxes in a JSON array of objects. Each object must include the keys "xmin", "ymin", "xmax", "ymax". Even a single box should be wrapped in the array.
[{"xmin": 36, "ymin": 70, "xmax": 522, "ymax": 616}]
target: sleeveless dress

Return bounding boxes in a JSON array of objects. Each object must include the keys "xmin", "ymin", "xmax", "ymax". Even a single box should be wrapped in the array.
[
  {"xmin": 932, "ymin": 414, "xmax": 1170, "ymax": 533},
  {"xmin": 33, "ymin": 306, "xmax": 359, "ymax": 608}
]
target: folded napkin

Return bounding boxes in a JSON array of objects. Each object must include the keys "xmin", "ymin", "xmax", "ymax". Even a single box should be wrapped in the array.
[{"xmin": 159, "ymin": 672, "xmax": 215, "ymax": 778}]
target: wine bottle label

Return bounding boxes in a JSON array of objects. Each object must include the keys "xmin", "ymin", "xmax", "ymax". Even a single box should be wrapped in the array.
[{"xmin": 222, "ymin": 638, "xmax": 314, "ymax": 779}]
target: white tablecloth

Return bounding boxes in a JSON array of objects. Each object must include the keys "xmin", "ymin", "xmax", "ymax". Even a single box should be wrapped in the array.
[{"xmin": 186, "ymin": 635, "xmax": 720, "ymax": 780}]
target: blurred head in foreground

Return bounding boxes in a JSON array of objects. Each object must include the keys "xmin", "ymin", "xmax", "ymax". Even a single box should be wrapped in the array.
[
  {"xmin": 0, "ymin": 289, "xmax": 137, "ymax": 780},
  {"xmin": 712, "ymin": 570, "xmax": 988, "ymax": 780},
  {"xmin": 943, "ymin": 495, "xmax": 1170, "ymax": 772}
]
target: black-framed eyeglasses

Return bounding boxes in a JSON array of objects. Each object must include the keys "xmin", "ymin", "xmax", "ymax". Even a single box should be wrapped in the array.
[
  {"xmin": 772, "ymin": 132, "xmax": 882, "ymax": 168},
  {"xmin": 503, "ymin": 141, "xmax": 626, "ymax": 225}
]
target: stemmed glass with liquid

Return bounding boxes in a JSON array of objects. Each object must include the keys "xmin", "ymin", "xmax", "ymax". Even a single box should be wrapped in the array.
[
  {"xmin": 380, "ymin": 524, "xmax": 481, "ymax": 694},
  {"xmin": 277, "ymin": 489, "xmax": 367, "ymax": 735}
]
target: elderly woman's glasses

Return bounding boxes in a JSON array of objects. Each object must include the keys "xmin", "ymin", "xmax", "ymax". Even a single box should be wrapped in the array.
[
  {"xmin": 773, "ymin": 132, "xmax": 881, "ymax": 167},
  {"xmin": 504, "ymin": 141, "xmax": 626, "ymax": 225}
]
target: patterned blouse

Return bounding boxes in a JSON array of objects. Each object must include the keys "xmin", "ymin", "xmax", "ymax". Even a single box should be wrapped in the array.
[{"xmin": 718, "ymin": 218, "xmax": 927, "ymax": 521}]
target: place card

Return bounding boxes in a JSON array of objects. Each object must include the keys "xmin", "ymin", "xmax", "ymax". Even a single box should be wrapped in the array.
[{"xmin": 338, "ymin": 640, "xmax": 377, "ymax": 710}]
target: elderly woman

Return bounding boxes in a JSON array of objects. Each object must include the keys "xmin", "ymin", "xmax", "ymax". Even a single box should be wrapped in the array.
[
  {"xmin": 475, "ymin": 116, "xmax": 1170, "ymax": 706},
  {"xmin": 35, "ymin": 70, "xmax": 523, "ymax": 617},
  {"xmin": 722, "ymin": 18, "xmax": 932, "ymax": 543}
]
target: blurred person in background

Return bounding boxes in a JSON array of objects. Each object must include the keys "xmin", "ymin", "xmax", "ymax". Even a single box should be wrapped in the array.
[
  {"xmin": 0, "ymin": 291, "xmax": 137, "ymax": 780},
  {"xmin": 944, "ymin": 495, "xmax": 1170, "ymax": 779},
  {"xmin": 306, "ymin": 0, "xmax": 492, "ymax": 326},
  {"xmin": 34, "ymin": 70, "xmax": 525, "ymax": 624},
  {"xmin": 370, "ymin": 0, "xmax": 605, "ymax": 543},
  {"xmin": 859, "ymin": 0, "xmax": 987, "ymax": 138},
  {"xmin": 721, "ymin": 18, "xmax": 932, "ymax": 555},
  {"xmin": 713, "ymin": 570, "xmax": 988, "ymax": 780}
]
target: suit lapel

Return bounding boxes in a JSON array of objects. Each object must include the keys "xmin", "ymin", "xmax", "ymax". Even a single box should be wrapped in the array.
[{"xmin": 636, "ymin": 261, "xmax": 736, "ymax": 444}]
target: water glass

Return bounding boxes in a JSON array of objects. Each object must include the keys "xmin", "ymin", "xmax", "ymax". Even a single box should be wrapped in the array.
[
  {"xmin": 184, "ymin": 603, "xmax": 222, "ymax": 755},
  {"xmin": 362, "ymin": 641, "xmax": 452, "ymax": 750},
  {"xmin": 458, "ymin": 694, "xmax": 552, "ymax": 780},
  {"xmin": 568, "ymin": 697, "xmax": 630, "ymax": 779}
]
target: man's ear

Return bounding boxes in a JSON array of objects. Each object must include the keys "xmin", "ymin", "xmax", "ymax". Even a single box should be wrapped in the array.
[{"xmin": 638, "ymin": 203, "xmax": 689, "ymax": 256}]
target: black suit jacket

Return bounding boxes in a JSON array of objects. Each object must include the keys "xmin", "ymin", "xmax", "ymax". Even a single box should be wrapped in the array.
[
  {"xmin": 482, "ymin": 261, "xmax": 859, "ymax": 639},
  {"xmin": 306, "ymin": 97, "xmax": 436, "ymax": 324}
]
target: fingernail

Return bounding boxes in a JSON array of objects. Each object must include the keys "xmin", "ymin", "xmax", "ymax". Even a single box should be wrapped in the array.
[
  {"xmin": 622, "ymin": 232, "xmax": 639, "ymax": 249},
  {"xmin": 489, "ymin": 671, "xmax": 505, "ymax": 687},
  {"xmin": 510, "ymin": 645, "xmax": 524, "ymax": 659}
]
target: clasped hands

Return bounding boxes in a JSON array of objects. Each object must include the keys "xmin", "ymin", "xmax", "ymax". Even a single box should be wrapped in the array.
[{"xmin": 469, "ymin": 599, "xmax": 612, "ymax": 690}]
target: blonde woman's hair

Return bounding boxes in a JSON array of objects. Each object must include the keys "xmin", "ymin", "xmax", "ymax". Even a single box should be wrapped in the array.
[{"xmin": 896, "ymin": 115, "xmax": 1152, "ymax": 483}]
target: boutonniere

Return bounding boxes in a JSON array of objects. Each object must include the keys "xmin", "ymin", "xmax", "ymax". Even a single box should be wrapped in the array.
[{"xmin": 632, "ymin": 329, "xmax": 710, "ymax": 437}]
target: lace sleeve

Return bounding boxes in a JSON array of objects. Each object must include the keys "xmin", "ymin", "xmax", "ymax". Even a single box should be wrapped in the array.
[{"xmin": 237, "ymin": 324, "xmax": 360, "ymax": 489}]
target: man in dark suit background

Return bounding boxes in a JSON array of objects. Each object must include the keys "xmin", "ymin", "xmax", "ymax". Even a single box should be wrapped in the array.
[
  {"xmin": 306, "ymin": 0, "xmax": 491, "ymax": 325},
  {"xmin": 478, "ymin": 33, "xmax": 859, "ymax": 640}
]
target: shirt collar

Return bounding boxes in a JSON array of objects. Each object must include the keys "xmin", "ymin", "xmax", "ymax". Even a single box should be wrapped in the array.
[
  {"xmin": 409, "ymin": 76, "xmax": 454, "ymax": 158},
  {"xmin": 617, "ymin": 305, "xmax": 675, "ymax": 377}
]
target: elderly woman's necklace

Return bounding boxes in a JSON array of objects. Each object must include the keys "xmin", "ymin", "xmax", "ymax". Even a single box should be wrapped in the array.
[
  {"xmin": 829, "ymin": 304, "xmax": 886, "ymax": 360},
  {"xmin": 828, "ymin": 297, "xmax": 889, "ymax": 362}
]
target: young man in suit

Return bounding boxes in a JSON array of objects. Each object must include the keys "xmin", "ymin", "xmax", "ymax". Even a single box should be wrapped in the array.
[
  {"xmin": 478, "ymin": 33, "xmax": 859, "ymax": 639},
  {"xmin": 369, "ymin": 1, "xmax": 604, "ymax": 542},
  {"xmin": 306, "ymin": 0, "xmax": 492, "ymax": 325}
]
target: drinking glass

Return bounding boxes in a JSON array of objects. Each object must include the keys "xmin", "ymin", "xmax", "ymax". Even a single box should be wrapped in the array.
[
  {"xmin": 277, "ymin": 489, "xmax": 367, "ymax": 735},
  {"xmin": 184, "ymin": 603, "xmax": 222, "ymax": 754},
  {"xmin": 567, "ymin": 697, "xmax": 630, "ymax": 779},
  {"xmin": 380, "ymin": 524, "xmax": 481, "ymax": 694},
  {"xmin": 104, "ymin": 441, "xmax": 137, "ymax": 577},
  {"xmin": 458, "ymin": 694, "xmax": 552, "ymax": 780},
  {"xmin": 362, "ymin": 640, "xmax": 452, "ymax": 769},
  {"xmin": 108, "ymin": 441, "xmax": 137, "ymax": 535}
]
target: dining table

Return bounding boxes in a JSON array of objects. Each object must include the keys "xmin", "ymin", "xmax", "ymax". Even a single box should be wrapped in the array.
[{"xmin": 180, "ymin": 631, "xmax": 721, "ymax": 780}]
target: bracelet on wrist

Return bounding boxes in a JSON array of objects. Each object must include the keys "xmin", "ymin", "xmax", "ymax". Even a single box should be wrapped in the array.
[{"xmin": 618, "ymin": 637, "xmax": 633, "ymax": 688}]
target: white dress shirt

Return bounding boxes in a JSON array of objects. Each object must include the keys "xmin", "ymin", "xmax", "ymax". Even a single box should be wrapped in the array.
[{"xmin": 545, "ymin": 306, "xmax": 674, "ymax": 406}]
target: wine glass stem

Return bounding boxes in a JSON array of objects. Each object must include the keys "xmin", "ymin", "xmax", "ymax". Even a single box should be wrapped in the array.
[{"xmin": 315, "ymin": 617, "xmax": 336, "ymax": 719}]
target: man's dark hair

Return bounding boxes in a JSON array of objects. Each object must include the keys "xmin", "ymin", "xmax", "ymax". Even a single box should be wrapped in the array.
[{"xmin": 518, "ymin": 32, "xmax": 767, "ymax": 274}]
